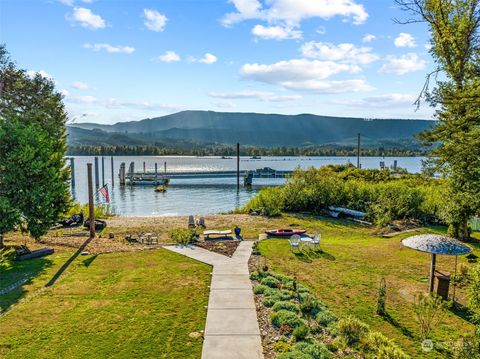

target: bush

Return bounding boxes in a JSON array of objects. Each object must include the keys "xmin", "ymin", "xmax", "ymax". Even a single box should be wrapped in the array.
[
  {"xmin": 263, "ymin": 297, "xmax": 277, "ymax": 307},
  {"xmin": 277, "ymin": 351, "xmax": 311, "ymax": 359},
  {"xmin": 271, "ymin": 310, "xmax": 303, "ymax": 329},
  {"xmin": 272, "ymin": 301, "xmax": 300, "ymax": 313},
  {"xmin": 336, "ymin": 316, "xmax": 370, "ymax": 346},
  {"xmin": 253, "ymin": 285, "xmax": 268, "ymax": 294},
  {"xmin": 293, "ymin": 324, "xmax": 309, "ymax": 341},
  {"xmin": 316, "ymin": 310, "xmax": 337, "ymax": 327},
  {"xmin": 300, "ymin": 295, "xmax": 323, "ymax": 316},
  {"xmin": 292, "ymin": 342, "xmax": 332, "ymax": 359},
  {"xmin": 169, "ymin": 228, "xmax": 197, "ymax": 245},
  {"xmin": 273, "ymin": 341, "xmax": 293, "ymax": 353},
  {"xmin": 243, "ymin": 186, "xmax": 284, "ymax": 216},
  {"xmin": 0, "ymin": 247, "xmax": 16, "ymax": 269},
  {"xmin": 261, "ymin": 276, "xmax": 281, "ymax": 288},
  {"xmin": 65, "ymin": 202, "xmax": 116, "ymax": 219}
]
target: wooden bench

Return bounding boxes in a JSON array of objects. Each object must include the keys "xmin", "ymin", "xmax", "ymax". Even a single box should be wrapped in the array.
[{"xmin": 204, "ymin": 230, "xmax": 232, "ymax": 240}]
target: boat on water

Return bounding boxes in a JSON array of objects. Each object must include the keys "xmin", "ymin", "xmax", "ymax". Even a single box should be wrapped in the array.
[
  {"xmin": 250, "ymin": 155, "xmax": 261, "ymax": 159},
  {"xmin": 127, "ymin": 176, "xmax": 170, "ymax": 186},
  {"xmin": 265, "ymin": 229, "xmax": 307, "ymax": 237},
  {"xmin": 155, "ymin": 185, "xmax": 168, "ymax": 192}
]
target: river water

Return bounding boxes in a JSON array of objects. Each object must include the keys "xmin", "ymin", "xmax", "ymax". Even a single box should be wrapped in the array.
[{"xmin": 69, "ymin": 156, "xmax": 426, "ymax": 216}]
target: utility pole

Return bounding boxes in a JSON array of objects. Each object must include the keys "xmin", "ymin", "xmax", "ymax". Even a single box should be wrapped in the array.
[{"xmin": 87, "ymin": 163, "xmax": 95, "ymax": 238}]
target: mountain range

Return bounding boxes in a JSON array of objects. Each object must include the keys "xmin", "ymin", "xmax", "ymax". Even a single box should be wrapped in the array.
[{"xmin": 68, "ymin": 110, "xmax": 434, "ymax": 148}]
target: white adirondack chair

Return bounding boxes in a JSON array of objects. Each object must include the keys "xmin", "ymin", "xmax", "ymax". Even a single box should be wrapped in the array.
[
  {"xmin": 312, "ymin": 233, "xmax": 321, "ymax": 251},
  {"xmin": 289, "ymin": 234, "xmax": 301, "ymax": 252}
]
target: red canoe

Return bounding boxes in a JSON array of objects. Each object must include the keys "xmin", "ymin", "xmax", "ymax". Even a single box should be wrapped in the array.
[{"xmin": 265, "ymin": 229, "xmax": 307, "ymax": 237}]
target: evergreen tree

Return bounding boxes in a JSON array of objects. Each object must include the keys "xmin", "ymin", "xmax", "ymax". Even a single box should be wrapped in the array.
[{"xmin": 0, "ymin": 45, "xmax": 71, "ymax": 242}]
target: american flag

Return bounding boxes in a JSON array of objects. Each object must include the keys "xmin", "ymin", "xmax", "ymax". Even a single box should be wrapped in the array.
[{"xmin": 99, "ymin": 184, "xmax": 110, "ymax": 203}]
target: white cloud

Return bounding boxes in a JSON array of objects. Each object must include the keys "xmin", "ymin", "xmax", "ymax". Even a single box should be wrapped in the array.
[
  {"xmin": 316, "ymin": 26, "xmax": 326, "ymax": 35},
  {"xmin": 240, "ymin": 59, "xmax": 372, "ymax": 93},
  {"xmin": 208, "ymin": 90, "xmax": 301, "ymax": 102},
  {"xmin": 394, "ymin": 32, "xmax": 416, "ymax": 48},
  {"xmin": 70, "ymin": 7, "xmax": 105, "ymax": 29},
  {"xmin": 300, "ymin": 41, "xmax": 379, "ymax": 65},
  {"xmin": 143, "ymin": 9, "xmax": 167, "ymax": 32},
  {"xmin": 222, "ymin": 0, "xmax": 368, "ymax": 27},
  {"xmin": 252, "ymin": 24, "xmax": 302, "ymax": 40},
  {"xmin": 59, "ymin": 89, "xmax": 70, "ymax": 97},
  {"xmin": 71, "ymin": 81, "xmax": 91, "ymax": 90},
  {"xmin": 67, "ymin": 95, "xmax": 98, "ymax": 103},
  {"xmin": 26, "ymin": 70, "xmax": 55, "ymax": 81},
  {"xmin": 59, "ymin": 0, "xmax": 93, "ymax": 5},
  {"xmin": 334, "ymin": 93, "xmax": 416, "ymax": 108},
  {"xmin": 65, "ymin": 94, "xmax": 181, "ymax": 111},
  {"xmin": 380, "ymin": 53, "xmax": 426, "ymax": 75},
  {"xmin": 191, "ymin": 53, "xmax": 217, "ymax": 64},
  {"xmin": 362, "ymin": 34, "xmax": 376, "ymax": 43},
  {"xmin": 83, "ymin": 43, "xmax": 135, "ymax": 54},
  {"xmin": 157, "ymin": 51, "xmax": 181, "ymax": 63},
  {"xmin": 212, "ymin": 101, "xmax": 237, "ymax": 108}
]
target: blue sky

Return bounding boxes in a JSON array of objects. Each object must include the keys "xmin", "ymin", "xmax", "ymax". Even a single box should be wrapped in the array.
[{"xmin": 1, "ymin": 0, "xmax": 435, "ymax": 124}]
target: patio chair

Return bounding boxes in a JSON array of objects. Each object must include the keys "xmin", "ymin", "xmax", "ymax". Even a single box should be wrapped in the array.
[
  {"xmin": 312, "ymin": 233, "xmax": 321, "ymax": 251},
  {"xmin": 197, "ymin": 217, "xmax": 206, "ymax": 228},
  {"xmin": 188, "ymin": 215, "xmax": 196, "ymax": 228},
  {"xmin": 289, "ymin": 234, "xmax": 301, "ymax": 252}
]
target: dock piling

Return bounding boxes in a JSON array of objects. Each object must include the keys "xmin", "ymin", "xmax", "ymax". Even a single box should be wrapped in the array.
[
  {"xmin": 111, "ymin": 156, "xmax": 114, "ymax": 186},
  {"xmin": 357, "ymin": 133, "xmax": 361, "ymax": 168},
  {"xmin": 87, "ymin": 163, "xmax": 95, "ymax": 238},
  {"xmin": 101, "ymin": 156, "xmax": 105, "ymax": 186},
  {"xmin": 119, "ymin": 163, "xmax": 126, "ymax": 186},
  {"xmin": 94, "ymin": 157, "xmax": 99, "ymax": 188},
  {"xmin": 70, "ymin": 157, "xmax": 75, "ymax": 187},
  {"xmin": 236, "ymin": 143, "xmax": 240, "ymax": 191}
]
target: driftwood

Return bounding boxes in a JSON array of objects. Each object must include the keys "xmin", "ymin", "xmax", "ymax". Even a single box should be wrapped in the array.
[{"xmin": 17, "ymin": 247, "xmax": 54, "ymax": 261}]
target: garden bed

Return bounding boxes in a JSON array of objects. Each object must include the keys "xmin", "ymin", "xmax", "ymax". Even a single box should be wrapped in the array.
[{"xmin": 195, "ymin": 240, "xmax": 240, "ymax": 257}]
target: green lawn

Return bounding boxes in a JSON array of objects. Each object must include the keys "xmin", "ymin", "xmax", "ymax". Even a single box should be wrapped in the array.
[
  {"xmin": 0, "ymin": 248, "xmax": 210, "ymax": 359},
  {"xmin": 257, "ymin": 216, "xmax": 480, "ymax": 358}
]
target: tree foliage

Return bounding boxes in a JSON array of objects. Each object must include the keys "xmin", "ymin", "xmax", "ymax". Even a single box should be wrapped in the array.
[
  {"xmin": 396, "ymin": 0, "xmax": 480, "ymax": 239},
  {"xmin": 0, "ymin": 44, "xmax": 71, "ymax": 240}
]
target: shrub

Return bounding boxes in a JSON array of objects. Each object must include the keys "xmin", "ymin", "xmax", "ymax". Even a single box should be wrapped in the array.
[
  {"xmin": 316, "ymin": 310, "xmax": 337, "ymax": 327},
  {"xmin": 253, "ymin": 285, "xmax": 268, "ymax": 294},
  {"xmin": 412, "ymin": 293, "xmax": 447, "ymax": 339},
  {"xmin": 293, "ymin": 324, "xmax": 309, "ymax": 341},
  {"xmin": 261, "ymin": 276, "xmax": 281, "ymax": 288},
  {"xmin": 263, "ymin": 297, "xmax": 277, "ymax": 307},
  {"xmin": 243, "ymin": 187, "xmax": 284, "ymax": 216},
  {"xmin": 336, "ymin": 316, "xmax": 370, "ymax": 346},
  {"xmin": 376, "ymin": 278, "xmax": 387, "ymax": 316},
  {"xmin": 300, "ymin": 295, "xmax": 323, "ymax": 316},
  {"xmin": 272, "ymin": 301, "xmax": 300, "ymax": 313},
  {"xmin": 169, "ymin": 228, "xmax": 197, "ymax": 245},
  {"xmin": 273, "ymin": 341, "xmax": 293, "ymax": 353},
  {"xmin": 292, "ymin": 342, "xmax": 332, "ymax": 359},
  {"xmin": 266, "ymin": 289, "xmax": 294, "ymax": 302},
  {"xmin": 271, "ymin": 310, "xmax": 303, "ymax": 329},
  {"xmin": 0, "ymin": 247, "xmax": 16, "ymax": 269},
  {"xmin": 277, "ymin": 351, "xmax": 311, "ymax": 359}
]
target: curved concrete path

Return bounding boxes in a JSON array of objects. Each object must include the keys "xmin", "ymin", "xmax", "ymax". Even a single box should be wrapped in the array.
[{"xmin": 164, "ymin": 241, "xmax": 264, "ymax": 359}]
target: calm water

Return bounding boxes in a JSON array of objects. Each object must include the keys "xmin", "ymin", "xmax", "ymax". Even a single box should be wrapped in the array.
[{"xmin": 69, "ymin": 156, "xmax": 426, "ymax": 216}]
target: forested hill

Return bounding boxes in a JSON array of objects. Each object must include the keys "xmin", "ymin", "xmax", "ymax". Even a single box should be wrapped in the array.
[{"xmin": 68, "ymin": 110, "xmax": 434, "ymax": 148}]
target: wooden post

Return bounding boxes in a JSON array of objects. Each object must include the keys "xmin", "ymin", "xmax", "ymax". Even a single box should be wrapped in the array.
[
  {"xmin": 164, "ymin": 161, "xmax": 167, "ymax": 174},
  {"xmin": 70, "ymin": 157, "xmax": 75, "ymax": 187},
  {"xmin": 87, "ymin": 163, "xmax": 95, "ymax": 238},
  {"xmin": 101, "ymin": 156, "xmax": 105, "ymax": 186},
  {"xmin": 236, "ymin": 143, "xmax": 240, "ymax": 191},
  {"xmin": 143, "ymin": 161, "xmax": 146, "ymax": 174},
  {"xmin": 119, "ymin": 163, "xmax": 126, "ymax": 185},
  {"xmin": 111, "ymin": 156, "xmax": 114, "ymax": 187},
  {"xmin": 94, "ymin": 157, "xmax": 99, "ymax": 188},
  {"xmin": 155, "ymin": 163, "xmax": 158, "ymax": 175},
  {"xmin": 429, "ymin": 253, "xmax": 436, "ymax": 293},
  {"xmin": 357, "ymin": 133, "xmax": 361, "ymax": 168}
]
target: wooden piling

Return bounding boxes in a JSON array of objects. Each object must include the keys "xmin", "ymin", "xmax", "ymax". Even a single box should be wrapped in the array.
[
  {"xmin": 164, "ymin": 161, "xmax": 167, "ymax": 174},
  {"xmin": 119, "ymin": 163, "xmax": 126, "ymax": 186},
  {"xmin": 70, "ymin": 157, "xmax": 75, "ymax": 187},
  {"xmin": 357, "ymin": 133, "xmax": 361, "ymax": 168},
  {"xmin": 236, "ymin": 143, "xmax": 240, "ymax": 191},
  {"xmin": 87, "ymin": 163, "xmax": 95, "ymax": 238},
  {"xmin": 94, "ymin": 157, "xmax": 99, "ymax": 188},
  {"xmin": 143, "ymin": 161, "xmax": 146, "ymax": 174},
  {"xmin": 101, "ymin": 156, "xmax": 105, "ymax": 186},
  {"xmin": 111, "ymin": 156, "xmax": 114, "ymax": 186}
]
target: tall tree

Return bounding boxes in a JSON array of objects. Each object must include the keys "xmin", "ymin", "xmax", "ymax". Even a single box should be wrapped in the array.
[
  {"xmin": 396, "ymin": 0, "xmax": 480, "ymax": 239},
  {"xmin": 0, "ymin": 45, "xmax": 71, "ymax": 243}
]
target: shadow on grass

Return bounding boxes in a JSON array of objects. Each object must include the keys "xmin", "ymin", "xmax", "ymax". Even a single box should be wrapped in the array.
[
  {"xmin": 448, "ymin": 302, "xmax": 476, "ymax": 324},
  {"xmin": 382, "ymin": 312, "xmax": 414, "ymax": 338},
  {"xmin": 45, "ymin": 236, "xmax": 93, "ymax": 288},
  {"xmin": 293, "ymin": 250, "xmax": 336, "ymax": 263},
  {"xmin": 0, "ymin": 257, "xmax": 53, "ymax": 314},
  {"xmin": 82, "ymin": 254, "xmax": 98, "ymax": 268}
]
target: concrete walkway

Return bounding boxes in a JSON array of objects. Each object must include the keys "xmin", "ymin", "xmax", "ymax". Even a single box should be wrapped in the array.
[{"xmin": 164, "ymin": 242, "xmax": 264, "ymax": 359}]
